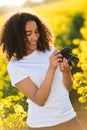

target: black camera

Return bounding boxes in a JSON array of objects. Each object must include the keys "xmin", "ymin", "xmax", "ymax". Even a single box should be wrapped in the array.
[{"xmin": 60, "ymin": 47, "xmax": 79, "ymax": 67}]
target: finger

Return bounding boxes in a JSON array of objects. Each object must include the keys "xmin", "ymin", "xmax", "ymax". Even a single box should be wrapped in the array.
[
  {"xmin": 62, "ymin": 58, "xmax": 68, "ymax": 66},
  {"xmin": 51, "ymin": 49, "xmax": 58, "ymax": 57},
  {"xmin": 63, "ymin": 58, "xmax": 72, "ymax": 71},
  {"xmin": 58, "ymin": 53, "xmax": 63, "ymax": 59},
  {"xmin": 59, "ymin": 62, "xmax": 65, "ymax": 71},
  {"xmin": 50, "ymin": 50, "xmax": 58, "ymax": 60},
  {"xmin": 51, "ymin": 52, "xmax": 62, "ymax": 60}
]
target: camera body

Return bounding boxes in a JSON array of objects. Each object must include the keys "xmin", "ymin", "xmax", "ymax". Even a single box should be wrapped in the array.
[{"xmin": 60, "ymin": 47, "xmax": 79, "ymax": 67}]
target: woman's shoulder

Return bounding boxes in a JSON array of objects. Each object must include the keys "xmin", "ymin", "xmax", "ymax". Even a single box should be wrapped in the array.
[
  {"xmin": 49, "ymin": 45, "xmax": 55, "ymax": 50},
  {"xmin": 48, "ymin": 45, "xmax": 57, "ymax": 54},
  {"xmin": 7, "ymin": 58, "xmax": 19, "ymax": 71}
]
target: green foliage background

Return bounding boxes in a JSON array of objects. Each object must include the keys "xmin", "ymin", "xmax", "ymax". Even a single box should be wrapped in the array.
[{"xmin": 0, "ymin": 0, "xmax": 87, "ymax": 129}]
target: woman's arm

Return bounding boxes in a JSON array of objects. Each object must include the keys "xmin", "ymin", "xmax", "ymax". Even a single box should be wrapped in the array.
[
  {"xmin": 59, "ymin": 58, "xmax": 73, "ymax": 91},
  {"xmin": 15, "ymin": 50, "xmax": 62, "ymax": 106}
]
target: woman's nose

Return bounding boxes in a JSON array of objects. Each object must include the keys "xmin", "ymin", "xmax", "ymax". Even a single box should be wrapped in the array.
[{"xmin": 31, "ymin": 33, "xmax": 38, "ymax": 40}]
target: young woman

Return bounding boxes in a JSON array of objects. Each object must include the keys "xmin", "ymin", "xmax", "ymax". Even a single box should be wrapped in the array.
[{"xmin": 0, "ymin": 12, "xmax": 84, "ymax": 130}]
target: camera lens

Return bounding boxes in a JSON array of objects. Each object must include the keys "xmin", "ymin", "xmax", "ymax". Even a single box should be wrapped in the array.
[
  {"xmin": 60, "ymin": 47, "xmax": 79, "ymax": 67},
  {"xmin": 68, "ymin": 54, "xmax": 79, "ymax": 66}
]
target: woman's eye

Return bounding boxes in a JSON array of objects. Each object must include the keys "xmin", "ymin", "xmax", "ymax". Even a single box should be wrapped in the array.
[{"xmin": 26, "ymin": 33, "xmax": 31, "ymax": 36}]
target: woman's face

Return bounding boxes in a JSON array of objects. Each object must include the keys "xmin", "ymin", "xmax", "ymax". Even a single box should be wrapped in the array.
[{"xmin": 25, "ymin": 20, "xmax": 40, "ymax": 54}]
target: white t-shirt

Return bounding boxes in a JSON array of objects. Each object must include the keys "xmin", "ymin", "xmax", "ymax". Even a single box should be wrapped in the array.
[{"xmin": 7, "ymin": 46, "xmax": 76, "ymax": 128}]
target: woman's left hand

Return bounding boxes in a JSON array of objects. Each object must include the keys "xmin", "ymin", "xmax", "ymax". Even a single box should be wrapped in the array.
[
  {"xmin": 59, "ymin": 58, "xmax": 73, "ymax": 91},
  {"xmin": 59, "ymin": 58, "xmax": 72, "ymax": 73}
]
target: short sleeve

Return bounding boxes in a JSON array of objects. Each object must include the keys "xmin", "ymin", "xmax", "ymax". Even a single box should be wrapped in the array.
[
  {"xmin": 49, "ymin": 45, "xmax": 55, "ymax": 52},
  {"xmin": 7, "ymin": 62, "xmax": 28, "ymax": 86},
  {"xmin": 48, "ymin": 45, "xmax": 56, "ymax": 56}
]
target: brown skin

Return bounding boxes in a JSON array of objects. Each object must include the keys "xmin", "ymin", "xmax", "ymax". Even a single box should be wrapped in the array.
[
  {"xmin": 25, "ymin": 21, "xmax": 40, "ymax": 55},
  {"xmin": 59, "ymin": 58, "xmax": 73, "ymax": 91}
]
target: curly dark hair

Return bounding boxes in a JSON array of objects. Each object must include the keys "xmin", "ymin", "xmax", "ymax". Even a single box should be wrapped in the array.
[{"xmin": 0, "ymin": 12, "xmax": 54, "ymax": 61}]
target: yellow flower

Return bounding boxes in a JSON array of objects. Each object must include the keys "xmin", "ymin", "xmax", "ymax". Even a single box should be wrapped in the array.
[
  {"xmin": 72, "ymin": 39, "xmax": 80, "ymax": 45},
  {"xmin": 77, "ymin": 87, "xmax": 85, "ymax": 95},
  {"xmin": 79, "ymin": 96, "xmax": 86, "ymax": 103}
]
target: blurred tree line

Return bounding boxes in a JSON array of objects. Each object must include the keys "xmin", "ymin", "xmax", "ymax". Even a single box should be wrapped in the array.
[{"xmin": 0, "ymin": 0, "xmax": 58, "ymax": 15}]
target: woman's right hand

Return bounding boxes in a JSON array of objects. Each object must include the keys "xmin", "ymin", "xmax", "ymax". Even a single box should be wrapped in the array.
[{"xmin": 49, "ymin": 49, "xmax": 63, "ymax": 70}]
